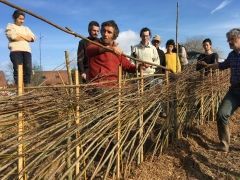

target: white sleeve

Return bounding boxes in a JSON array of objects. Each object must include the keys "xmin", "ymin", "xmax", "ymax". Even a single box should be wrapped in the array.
[
  {"xmin": 153, "ymin": 47, "xmax": 160, "ymax": 66},
  {"xmin": 5, "ymin": 24, "xmax": 18, "ymax": 40},
  {"xmin": 26, "ymin": 26, "xmax": 36, "ymax": 41}
]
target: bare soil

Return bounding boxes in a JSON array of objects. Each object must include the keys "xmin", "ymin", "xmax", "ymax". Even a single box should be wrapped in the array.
[{"xmin": 131, "ymin": 110, "xmax": 240, "ymax": 180}]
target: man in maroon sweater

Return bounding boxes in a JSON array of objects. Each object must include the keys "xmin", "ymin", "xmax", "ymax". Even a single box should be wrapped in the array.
[{"xmin": 86, "ymin": 20, "xmax": 136, "ymax": 84}]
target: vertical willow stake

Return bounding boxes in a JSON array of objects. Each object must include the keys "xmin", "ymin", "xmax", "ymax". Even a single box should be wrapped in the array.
[
  {"xmin": 165, "ymin": 71, "xmax": 170, "ymax": 146},
  {"xmin": 138, "ymin": 67, "xmax": 144, "ymax": 165},
  {"xmin": 166, "ymin": 71, "xmax": 169, "ymax": 115},
  {"xmin": 210, "ymin": 69, "xmax": 215, "ymax": 121},
  {"xmin": 117, "ymin": 65, "xmax": 122, "ymax": 179},
  {"xmin": 75, "ymin": 70, "xmax": 80, "ymax": 177},
  {"xmin": 65, "ymin": 51, "xmax": 73, "ymax": 85},
  {"xmin": 175, "ymin": 1, "xmax": 180, "ymax": 139},
  {"xmin": 200, "ymin": 72, "xmax": 204, "ymax": 125},
  {"xmin": 18, "ymin": 65, "xmax": 25, "ymax": 180},
  {"xmin": 216, "ymin": 69, "xmax": 220, "ymax": 110},
  {"xmin": 65, "ymin": 50, "xmax": 73, "ymax": 180},
  {"xmin": 175, "ymin": 1, "xmax": 179, "ymax": 72}
]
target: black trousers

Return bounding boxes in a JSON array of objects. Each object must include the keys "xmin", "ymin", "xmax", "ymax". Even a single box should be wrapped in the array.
[{"xmin": 10, "ymin": 51, "xmax": 32, "ymax": 85}]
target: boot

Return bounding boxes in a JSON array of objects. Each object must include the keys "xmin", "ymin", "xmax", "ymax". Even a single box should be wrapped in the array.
[{"xmin": 217, "ymin": 121, "xmax": 230, "ymax": 152}]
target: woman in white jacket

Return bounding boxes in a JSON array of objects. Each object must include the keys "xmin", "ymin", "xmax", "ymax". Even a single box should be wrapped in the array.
[{"xmin": 5, "ymin": 10, "xmax": 35, "ymax": 86}]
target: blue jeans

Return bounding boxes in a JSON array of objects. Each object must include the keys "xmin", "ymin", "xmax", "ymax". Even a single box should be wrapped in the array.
[
  {"xmin": 217, "ymin": 88, "xmax": 240, "ymax": 125},
  {"xmin": 10, "ymin": 51, "xmax": 32, "ymax": 85}
]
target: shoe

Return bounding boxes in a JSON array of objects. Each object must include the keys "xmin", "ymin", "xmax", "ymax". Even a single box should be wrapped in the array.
[{"xmin": 217, "ymin": 121, "xmax": 230, "ymax": 152}]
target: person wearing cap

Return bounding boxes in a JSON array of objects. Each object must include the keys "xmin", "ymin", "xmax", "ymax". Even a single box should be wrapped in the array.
[
  {"xmin": 151, "ymin": 34, "xmax": 168, "ymax": 118},
  {"xmin": 131, "ymin": 27, "xmax": 160, "ymax": 75},
  {"xmin": 152, "ymin": 35, "xmax": 166, "ymax": 74}
]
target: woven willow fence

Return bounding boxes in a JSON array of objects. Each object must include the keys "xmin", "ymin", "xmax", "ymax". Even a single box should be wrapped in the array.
[{"xmin": 0, "ymin": 64, "xmax": 229, "ymax": 179}]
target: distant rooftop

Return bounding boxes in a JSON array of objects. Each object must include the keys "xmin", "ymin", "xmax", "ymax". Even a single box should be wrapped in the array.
[
  {"xmin": 33, "ymin": 70, "xmax": 69, "ymax": 85},
  {"xmin": 0, "ymin": 71, "xmax": 7, "ymax": 88}
]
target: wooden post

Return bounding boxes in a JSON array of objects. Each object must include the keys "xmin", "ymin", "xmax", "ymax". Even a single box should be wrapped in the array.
[
  {"xmin": 210, "ymin": 69, "xmax": 215, "ymax": 121},
  {"xmin": 117, "ymin": 65, "xmax": 122, "ymax": 179},
  {"xmin": 75, "ymin": 70, "xmax": 80, "ymax": 176},
  {"xmin": 216, "ymin": 69, "xmax": 220, "ymax": 110},
  {"xmin": 18, "ymin": 65, "xmax": 25, "ymax": 180},
  {"xmin": 65, "ymin": 50, "xmax": 73, "ymax": 85},
  {"xmin": 65, "ymin": 50, "xmax": 73, "ymax": 180},
  {"xmin": 138, "ymin": 67, "xmax": 144, "ymax": 165},
  {"xmin": 165, "ymin": 71, "xmax": 170, "ymax": 146},
  {"xmin": 175, "ymin": 1, "xmax": 179, "ymax": 72},
  {"xmin": 174, "ymin": 76, "xmax": 180, "ymax": 139},
  {"xmin": 200, "ymin": 71, "xmax": 205, "ymax": 125},
  {"xmin": 165, "ymin": 71, "xmax": 169, "ymax": 116}
]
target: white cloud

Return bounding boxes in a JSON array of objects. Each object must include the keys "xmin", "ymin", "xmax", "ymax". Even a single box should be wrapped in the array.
[
  {"xmin": 211, "ymin": 0, "xmax": 232, "ymax": 14},
  {"xmin": 116, "ymin": 30, "xmax": 140, "ymax": 55}
]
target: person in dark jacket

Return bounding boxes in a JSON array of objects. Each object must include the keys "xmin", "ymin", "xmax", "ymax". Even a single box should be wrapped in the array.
[
  {"xmin": 151, "ymin": 34, "xmax": 166, "ymax": 73},
  {"xmin": 196, "ymin": 38, "xmax": 219, "ymax": 75},
  {"xmin": 77, "ymin": 21, "xmax": 100, "ymax": 82}
]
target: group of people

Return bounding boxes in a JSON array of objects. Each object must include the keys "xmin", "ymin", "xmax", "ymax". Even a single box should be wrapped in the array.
[
  {"xmin": 5, "ymin": 10, "xmax": 240, "ymax": 153},
  {"xmin": 77, "ymin": 21, "xmax": 190, "ymax": 84}
]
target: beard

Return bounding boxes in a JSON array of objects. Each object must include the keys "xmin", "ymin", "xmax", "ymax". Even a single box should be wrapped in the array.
[
  {"xmin": 100, "ymin": 38, "xmax": 112, "ymax": 46},
  {"xmin": 229, "ymin": 43, "xmax": 234, "ymax": 49}
]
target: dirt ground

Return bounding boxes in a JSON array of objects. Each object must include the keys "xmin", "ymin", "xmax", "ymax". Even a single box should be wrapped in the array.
[{"xmin": 131, "ymin": 110, "xmax": 240, "ymax": 180}]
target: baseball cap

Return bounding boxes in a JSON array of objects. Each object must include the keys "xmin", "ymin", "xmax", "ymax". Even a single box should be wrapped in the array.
[{"xmin": 152, "ymin": 35, "xmax": 161, "ymax": 41}]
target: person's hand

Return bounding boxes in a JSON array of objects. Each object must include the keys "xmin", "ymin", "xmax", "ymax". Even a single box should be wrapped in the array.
[
  {"xmin": 18, "ymin": 34, "xmax": 34, "ymax": 42},
  {"xmin": 112, "ymin": 41, "xmax": 119, "ymax": 47},
  {"xmin": 197, "ymin": 61, "xmax": 208, "ymax": 67},
  {"xmin": 138, "ymin": 63, "xmax": 150, "ymax": 71},
  {"xmin": 143, "ymin": 63, "xmax": 151, "ymax": 68},
  {"xmin": 81, "ymin": 73, "xmax": 87, "ymax": 80},
  {"xmin": 112, "ymin": 46, "xmax": 123, "ymax": 55}
]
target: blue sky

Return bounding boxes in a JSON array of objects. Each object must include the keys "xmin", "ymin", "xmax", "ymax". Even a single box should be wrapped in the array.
[{"xmin": 0, "ymin": 0, "xmax": 239, "ymax": 80}]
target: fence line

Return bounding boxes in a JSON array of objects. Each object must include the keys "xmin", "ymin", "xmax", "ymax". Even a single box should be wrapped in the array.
[{"xmin": 0, "ymin": 64, "xmax": 230, "ymax": 179}]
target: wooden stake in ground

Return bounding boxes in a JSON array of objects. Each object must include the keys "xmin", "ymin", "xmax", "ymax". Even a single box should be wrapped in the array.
[
  {"xmin": 65, "ymin": 51, "xmax": 73, "ymax": 85},
  {"xmin": 117, "ymin": 65, "xmax": 122, "ymax": 179},
  {"xmin": 75, "ymin": 70, "xmax": 80, "ymax": 176},
  {"xmin": 138, "ymin": 67, "xmax": 144, "ymax": 164},
  {"xmin": 18, "ymin": 65, "xmax": 25, "ymax": 180},
  {"xmin": 65, "ymin": 50, "xmax": 73, "ymax": 179}
]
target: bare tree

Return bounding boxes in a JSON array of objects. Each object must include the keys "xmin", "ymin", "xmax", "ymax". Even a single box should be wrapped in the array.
[
  {"xmin": 183, "ymin": 37, "xmax": 204, "ymax": 53},
  {"xmin": 31, "ymin": 64, "xmax": 44, "ymax": 86},
  {"xmin": 5, "ymin": 62, "xmax": 14, "ymax": 84}
]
